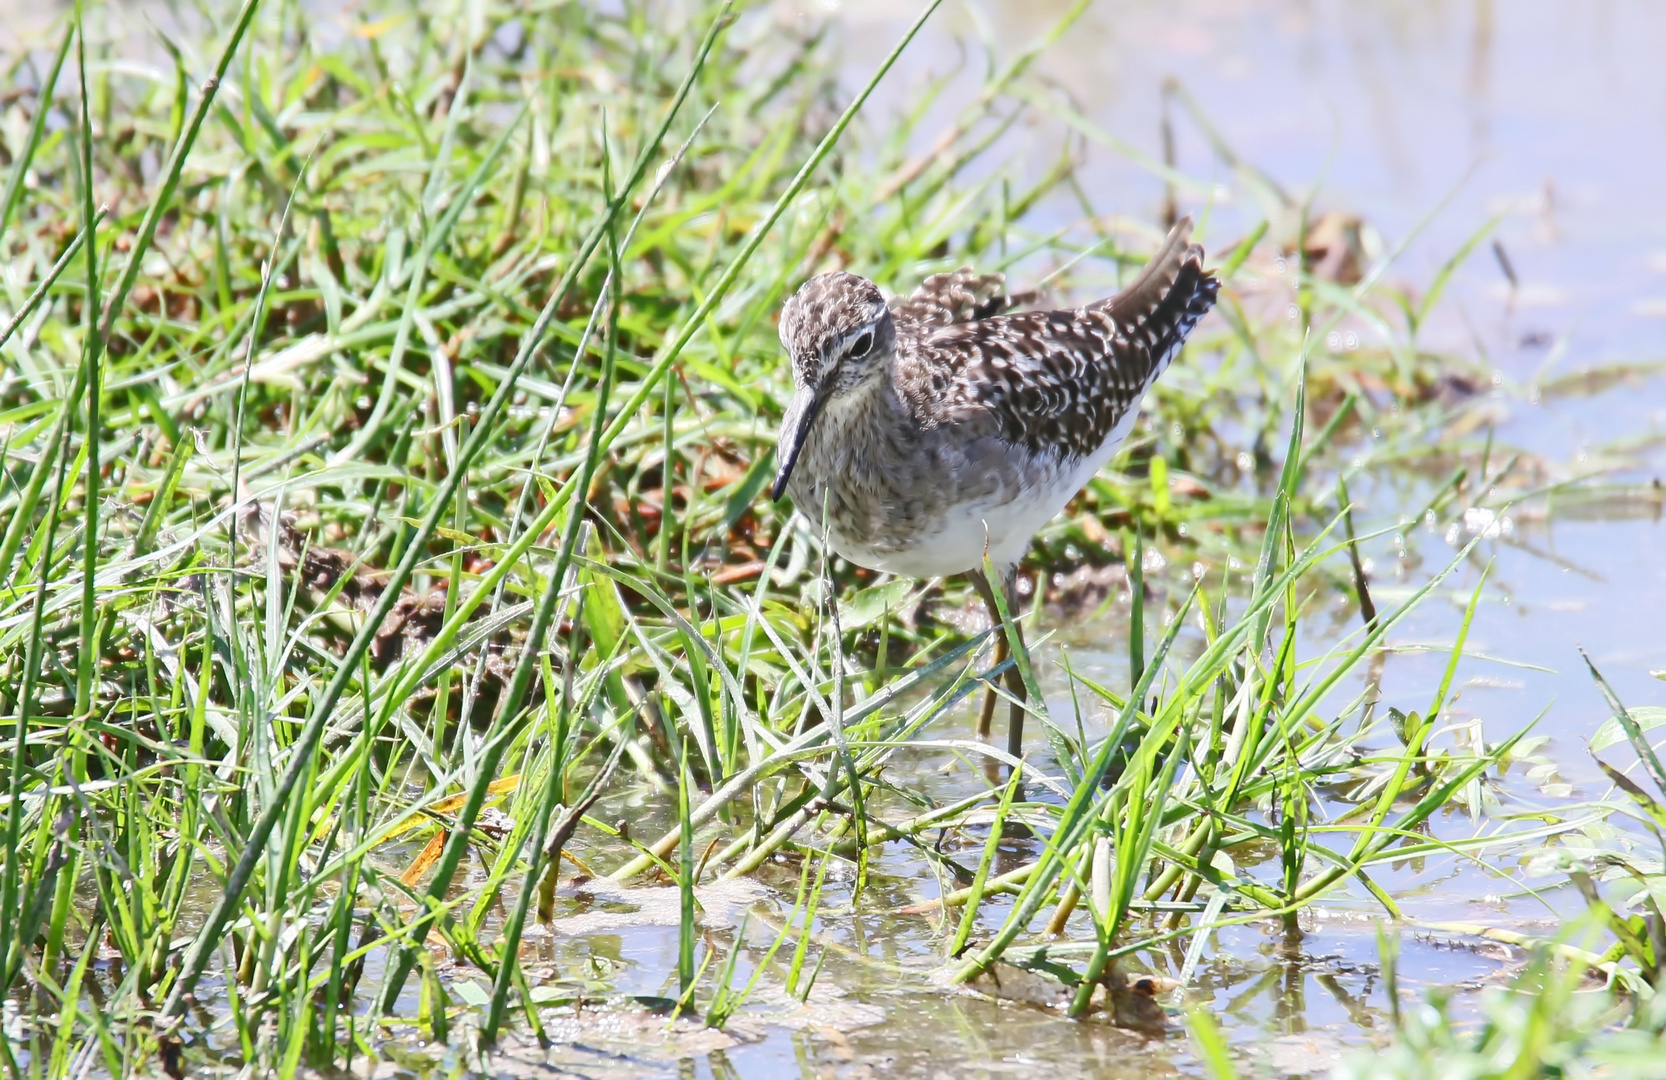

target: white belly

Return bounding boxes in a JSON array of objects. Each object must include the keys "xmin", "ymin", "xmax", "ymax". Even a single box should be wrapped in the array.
[{"xmin": 833, "ymin": 480, "xmax": 1067, "ymax": 577}]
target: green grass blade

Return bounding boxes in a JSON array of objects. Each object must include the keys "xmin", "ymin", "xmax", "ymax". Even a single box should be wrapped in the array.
[{"xmin": 0, "ymin": 23, "xmax": 72, "ymax": 249}]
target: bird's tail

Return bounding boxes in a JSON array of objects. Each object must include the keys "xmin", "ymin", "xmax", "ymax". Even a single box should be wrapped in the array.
[{"xmin": 1088, "ymin": 216, "xmax": 1220, "ymax": 371}]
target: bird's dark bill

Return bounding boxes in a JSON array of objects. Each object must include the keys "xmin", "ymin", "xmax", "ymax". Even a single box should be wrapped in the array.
[{"xmin": 772, "ymin": 386, "xmax": 825, "ymax": 501}]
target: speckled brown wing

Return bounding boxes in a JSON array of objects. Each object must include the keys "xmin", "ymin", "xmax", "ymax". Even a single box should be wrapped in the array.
[
  {"xmin": 890, "ymin": 268, "xmax": 1034, "ymax": 349},
  {"xmin": 900, "ymin": 221, "xmax": 1219, "ymax": 460}
]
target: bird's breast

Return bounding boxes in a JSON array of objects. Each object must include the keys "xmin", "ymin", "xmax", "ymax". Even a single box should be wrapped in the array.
[{"xmin": 785, "ymin": 396, "xmax": 1079, "ymax": 576}]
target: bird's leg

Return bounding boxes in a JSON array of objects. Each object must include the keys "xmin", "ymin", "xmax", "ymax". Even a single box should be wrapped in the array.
[
  {"xmin": 999, "ymin": 569, "xmax": 1028, "ymax": 763},
  {"xmin": 972, "ymin": 569, "xmax": 1007, "ymax": 744},
  {"xmin": 969, "ymin": 565, "xmax": 1028, "ymax": 766}
]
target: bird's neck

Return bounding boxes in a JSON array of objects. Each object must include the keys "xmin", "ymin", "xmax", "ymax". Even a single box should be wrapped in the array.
[{"xmin": 820, "ymin": 358, "xmax": 903, "ymax": 434}]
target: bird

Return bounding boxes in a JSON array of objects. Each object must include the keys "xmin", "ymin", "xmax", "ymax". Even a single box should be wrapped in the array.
[{"xmin": 771, "ymin": 218, "xmax": 1220, "ymax": 763}]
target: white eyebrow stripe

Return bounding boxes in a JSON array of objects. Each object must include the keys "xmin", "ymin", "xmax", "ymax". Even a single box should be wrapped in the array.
[{"xmin": 834, "ymin": 325, "xmax": 876, "ymax": 359}]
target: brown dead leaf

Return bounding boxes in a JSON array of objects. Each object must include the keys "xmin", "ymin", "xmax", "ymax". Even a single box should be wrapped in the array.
[
  {"xmin": 711, "ymin": 560, "xmax": 764, "ymax": 585},
  {"xmin": 426, "ymin": 774, "xmax": 520, "ymax": 816},
  {"xmin": 400, "ymin": 831, "xmax": 447, "ymax": 887}
]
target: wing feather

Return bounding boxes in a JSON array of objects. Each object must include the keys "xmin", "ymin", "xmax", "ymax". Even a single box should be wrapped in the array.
[
  {"xmin": 890, "ymin": 268, "xmax": 1034, "ymax": 344},
  {"xmin": 897, "ymin": 219, "xmax": 1219, "ymax": 460}
]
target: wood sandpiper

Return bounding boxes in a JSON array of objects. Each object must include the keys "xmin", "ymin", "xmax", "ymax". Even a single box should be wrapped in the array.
[{"xmin": 772, "ymin": 218, "xmax": 1220, "ymax": 761}]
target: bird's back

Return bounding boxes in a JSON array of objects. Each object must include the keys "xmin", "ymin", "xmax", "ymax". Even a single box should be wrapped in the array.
[{"xmin": 895, "ymin": 219, "xmax": 1219, "ymax": 466}]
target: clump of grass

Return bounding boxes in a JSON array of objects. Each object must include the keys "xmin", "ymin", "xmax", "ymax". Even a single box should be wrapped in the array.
[{"xmin": 1, "ymin": 0, "xmax": 1661, "ymax": 1075}]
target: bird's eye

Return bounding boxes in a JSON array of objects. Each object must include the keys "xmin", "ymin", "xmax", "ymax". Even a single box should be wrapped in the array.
[{"xmin": 848, "ymin": 331, "xmax": 875, "ymax": 359}]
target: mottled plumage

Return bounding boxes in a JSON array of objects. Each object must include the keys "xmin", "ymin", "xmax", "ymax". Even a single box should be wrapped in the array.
[
  {"xmin": 773, "ymin": 218, "xmax": 1219, "ymax": 580},
  {"xmin": 888, "ymin": 268, "xmax": 1034, "ymax": 345}
]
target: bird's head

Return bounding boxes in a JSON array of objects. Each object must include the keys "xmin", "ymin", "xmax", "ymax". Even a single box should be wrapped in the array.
[{"xmin": 772, "ymin": 271, "xmax": 895, "ymax": 500}]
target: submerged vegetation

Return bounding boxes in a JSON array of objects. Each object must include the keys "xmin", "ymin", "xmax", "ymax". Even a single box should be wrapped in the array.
[{"xmin": 0, "ymin": 0, "xmax": 1662, "ymax": 1076}]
